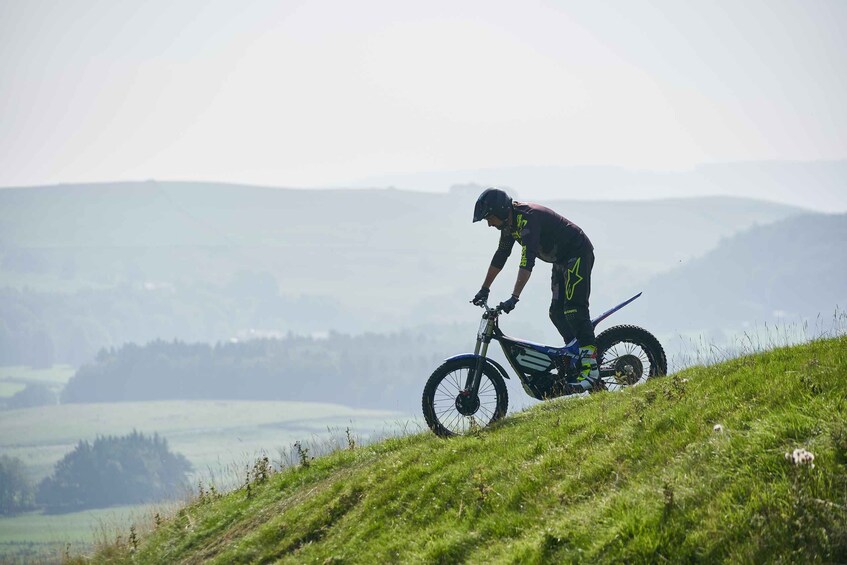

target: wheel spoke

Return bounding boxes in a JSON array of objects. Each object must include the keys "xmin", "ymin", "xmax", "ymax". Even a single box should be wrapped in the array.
[
  {"xmin": 450, "ymin": 370, "xmax": 463, "ymax": 391},
  {"xmin": 445, "ymin": 410, "xmax": 462, "ymax": 432},
  {"xmin": 435, "ymin": 405, "xmax": 454, "ymax": 417},
  {"xmin": 478, "ymin": 404, "xmax": 493, "ymax": 421},
  {"xmin": 437, "ymin": 390, "xmax": 457, "ymax": 399}
]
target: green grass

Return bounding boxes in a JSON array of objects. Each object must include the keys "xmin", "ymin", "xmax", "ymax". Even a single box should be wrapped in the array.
[{"xmin": 79, "ymin": 336, "xmax": 847, "ymax": 564}]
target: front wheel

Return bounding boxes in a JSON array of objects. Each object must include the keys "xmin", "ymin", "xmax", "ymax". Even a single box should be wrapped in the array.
[
  {"xmin": 422, "ymin": 358, "xmax": 508, "ymax": 437},
  {"xmin": 596, "ymin": 325, "xmax": 667, "ymax": 391}
]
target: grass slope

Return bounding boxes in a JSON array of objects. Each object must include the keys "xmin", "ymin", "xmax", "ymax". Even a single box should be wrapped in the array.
[{"xmin": 87, "ymin": 337, "xmax": 847, "ymax": 563}]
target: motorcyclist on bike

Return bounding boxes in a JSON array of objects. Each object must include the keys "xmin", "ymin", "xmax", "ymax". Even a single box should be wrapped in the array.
[{"xmin": 471, "ymin": 187, "xmax": 599, "ymax": 390}]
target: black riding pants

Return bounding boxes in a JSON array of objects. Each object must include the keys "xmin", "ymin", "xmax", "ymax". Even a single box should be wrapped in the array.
[{"xmin": 549, "ymin": 249, "xmax": 595, "ymax": 347}]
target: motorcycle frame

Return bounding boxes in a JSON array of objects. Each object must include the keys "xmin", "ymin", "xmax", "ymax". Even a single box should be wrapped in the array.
[{"xmin": 464, "ymin": 292, "xmax": 643, "ymax": 396}]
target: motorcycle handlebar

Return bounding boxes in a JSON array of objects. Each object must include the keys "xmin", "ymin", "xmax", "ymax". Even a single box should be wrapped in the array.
[{"xmin": 474, "ymin": 300, "xmax": 503, "ymax": 316}]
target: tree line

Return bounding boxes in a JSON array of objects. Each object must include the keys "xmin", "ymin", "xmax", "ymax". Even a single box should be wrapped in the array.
[
  {"xmin": 0, "ymin": 279, "xmax": 350, "ymax": 368},
  {"xmin": 61, "ymin": 329, "xmax": 462, "ymax": 410}
]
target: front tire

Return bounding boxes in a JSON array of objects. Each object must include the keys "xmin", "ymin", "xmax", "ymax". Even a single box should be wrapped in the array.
[
  {"xmin": 422, "ymin": 358, "xmax": 508, "ymax": 437},
  {"xmin": 595, "ymin": 325, "xmax": 667, "ymax": 391}
]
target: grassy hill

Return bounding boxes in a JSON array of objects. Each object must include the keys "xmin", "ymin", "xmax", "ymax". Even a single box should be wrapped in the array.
[{"xmin": 81, "ymin": 335, "xmax": 846, "ymax": 563}]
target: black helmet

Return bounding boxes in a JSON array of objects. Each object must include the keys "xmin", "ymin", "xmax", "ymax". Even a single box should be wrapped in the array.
[{"xmin": 473, "ymin": 188, "xmax": 512, "ymax": 223}]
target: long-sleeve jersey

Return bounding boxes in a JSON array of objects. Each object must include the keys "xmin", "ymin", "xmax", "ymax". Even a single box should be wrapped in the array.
[{"xmin": 490, "ymin": 202, "xmax": 593, "ymax": 272}]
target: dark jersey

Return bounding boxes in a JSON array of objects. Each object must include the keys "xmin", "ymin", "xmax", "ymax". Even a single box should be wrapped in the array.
[{"xmin": 490, "ymin": 202, "xmax": 593, "ymax": 272}]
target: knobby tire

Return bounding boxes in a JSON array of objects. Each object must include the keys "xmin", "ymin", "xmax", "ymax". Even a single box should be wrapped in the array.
[{"xmin": 422, "ymin": 358, "xmax": 508, "ymax": 437}]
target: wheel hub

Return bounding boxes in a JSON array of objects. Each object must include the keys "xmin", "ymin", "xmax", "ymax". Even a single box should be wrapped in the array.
[
  {"xmin": 612, "ymin": 354, "xmax": 644, "ymax": 385},
  {"xmin": 455, "ymin": 391, "xmax": 480, "ymax": 416}
]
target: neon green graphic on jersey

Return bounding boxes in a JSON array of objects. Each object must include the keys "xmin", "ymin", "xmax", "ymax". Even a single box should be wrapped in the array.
[
  {"xmin": 511, "ymin": 214, "xmax": 527, "ymax": 241},
  {"xmin": 512, "ymin": 214, "xmax": 529, "ymax": 267},
  {"xmin": 566, "ymin": 257, "xmax": 583, "ymax": 300}
]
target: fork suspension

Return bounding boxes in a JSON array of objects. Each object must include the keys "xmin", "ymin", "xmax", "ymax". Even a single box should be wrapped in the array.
[{"xmin": 465, "ymin": 339, "xmax": 491, "ymax": 393}]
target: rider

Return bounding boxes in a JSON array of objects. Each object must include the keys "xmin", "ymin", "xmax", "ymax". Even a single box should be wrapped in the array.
[{"xmin": 471, "ymin": 187, "xmax": 599, "ymax": 390}]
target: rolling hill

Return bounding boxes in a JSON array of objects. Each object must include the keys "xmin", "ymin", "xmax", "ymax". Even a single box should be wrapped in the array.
[
  {"xmin": 0, "ymin": 181, "xmax": 804, "ymax": 300},
  {"xmin": 82, "ymin": 335, "xmax": 847, "ymax": 563},
  {"xmin": 348, "ymin": 160, "xmax": 847, "ymax": 213},
  {"xmin": 634, "ymin": 212, "xmax": 847, "ymax": 333},
  {"xmin": 0, "ymin": 181, "xmax": 807, "ymax": 367}
]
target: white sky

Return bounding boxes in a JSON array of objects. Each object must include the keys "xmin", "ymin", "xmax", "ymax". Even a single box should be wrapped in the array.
[{"xmin": 1, "ymin": 0, "xmax": 845, "ymax": 188}]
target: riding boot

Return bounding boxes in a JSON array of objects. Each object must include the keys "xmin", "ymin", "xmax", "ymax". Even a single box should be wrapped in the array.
[{"xmin": 572, "ymin": 345, "xmax": 599, "ymax": 391}]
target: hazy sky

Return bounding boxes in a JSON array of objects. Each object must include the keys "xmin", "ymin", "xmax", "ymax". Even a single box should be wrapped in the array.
[{"xmin": 1, "ymin": 0, "xmax": 845, "ymax": 188}]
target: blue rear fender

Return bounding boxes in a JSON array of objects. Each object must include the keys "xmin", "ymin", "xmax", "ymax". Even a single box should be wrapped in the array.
[{"xmin": 445, "ymin": 353, "xmax": 511, "ymax": 380}]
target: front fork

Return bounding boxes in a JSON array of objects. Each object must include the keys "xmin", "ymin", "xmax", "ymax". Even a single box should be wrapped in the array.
[{"xmin": 464, "ymin": 318, "xmax": 494, "ymax": 396}]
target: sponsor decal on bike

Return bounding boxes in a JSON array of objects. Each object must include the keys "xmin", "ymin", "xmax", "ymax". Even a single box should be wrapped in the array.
[{"xmin": 515, "ymin": 347, "xmax": 551, "ymax": 371}]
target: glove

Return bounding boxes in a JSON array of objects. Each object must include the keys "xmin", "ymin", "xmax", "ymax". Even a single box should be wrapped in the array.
[
  {"xmin": 471, "ymin": 286, "xmax": 490, "ymax": 306},
  {"xmin": 498, "ymin": 295, "xmax": 519, "ymax": 314}
]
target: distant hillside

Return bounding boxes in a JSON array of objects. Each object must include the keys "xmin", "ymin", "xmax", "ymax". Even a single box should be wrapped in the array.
[
  {"xmin": 348, "ymin": 160, "xmax": 847, "ymax": 213},
  {"xmin": 0, "ymin": 181, "xmax": 802, "ymax": 278},
  {"xmin": 0, "ymin": 181, "xmax": 802, "ymax": 304},
  {"xmin": 635, "ymin": 213, "xmax": 847, "ymax": 332},
  {"xmin": 87, "ymin": 336, "xmax": 847, "ymax": 563},
  {"xmin": 0, "ymin": 181, "xmax": 815, "ymax": 366}
]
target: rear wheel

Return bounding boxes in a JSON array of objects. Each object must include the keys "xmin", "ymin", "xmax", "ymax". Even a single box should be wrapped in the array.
[
  {"xmin": 422, "ymin": 358, "xmax": 508, "ymax": 437},
  {"xmin": 595, "ymin": 325, "xmax": 666, "ymax": 392}
]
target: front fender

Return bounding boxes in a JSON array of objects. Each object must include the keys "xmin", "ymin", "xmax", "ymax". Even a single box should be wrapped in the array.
[{"xmin": 445, "ymin": 353, "xmax": 511, "ymax": 380}]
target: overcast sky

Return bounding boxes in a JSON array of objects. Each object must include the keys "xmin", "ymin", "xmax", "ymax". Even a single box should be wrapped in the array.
[{"xmin": 1, "ymin": 0, "xmax": 845, "ymax": 188}]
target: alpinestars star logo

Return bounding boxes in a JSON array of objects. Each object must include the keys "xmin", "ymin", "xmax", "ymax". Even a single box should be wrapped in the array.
[{"xmin": 566, "ymin": 257, "xmax": 583, "ymax": 300}]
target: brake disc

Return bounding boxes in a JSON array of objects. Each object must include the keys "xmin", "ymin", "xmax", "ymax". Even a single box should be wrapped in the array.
[
  {"xmin": 455, "ymin": 392, "xmax": 481, "ymax": 416},
  {"xmin": 612, "ymin": 354, "xmax": 644, "ymax": 385}
]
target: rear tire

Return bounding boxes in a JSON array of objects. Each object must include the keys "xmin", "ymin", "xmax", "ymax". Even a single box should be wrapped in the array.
[
  {"xmin": 595, "ymin": 325, "xmax": 666, "ymax": 391},
  {"xmin": 422, "ymin": 358, "xmax": 508, "ymax": 437}
]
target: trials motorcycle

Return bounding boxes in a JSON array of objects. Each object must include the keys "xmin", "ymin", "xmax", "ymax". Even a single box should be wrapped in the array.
[{"xmin": 422, "ymin": 292, "xmax": 667, "ymax": 437}]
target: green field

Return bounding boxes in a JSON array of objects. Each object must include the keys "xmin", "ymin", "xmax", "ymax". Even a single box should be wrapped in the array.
[
  {"xmin": 78, "ymin": 335, "xmax": 847, "ymax": 564},
  {"xmin": 0, "ymin": 399, "xmax": 409, "ymax": 560},
  {"xmin": 0, "ymin": 364, "xmax": 76, "ymax": 398},
  {"xmin": 0, "ymin": 365, "xmax": 76, "ymax": 390},
  {"xmin": 0, "ymin": 363, "xmax": 76, "ymax": 415},
  {"xmin": 0, "ymin": 503, "xmax": 164, "ymax": 562},
  {"xmin": 0, "ymin": 399, "xmax": 405, "ymax": 482},
  {"xmin": 0, "ymin": 381, "xmax": 26, "ymax": 397}
]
